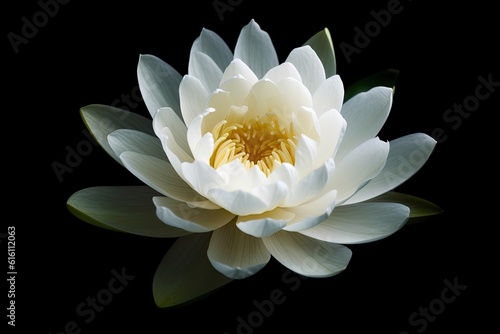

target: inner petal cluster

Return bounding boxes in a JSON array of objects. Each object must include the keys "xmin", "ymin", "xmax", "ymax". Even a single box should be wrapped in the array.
[{"xmin": 210, "ymin": 108, "xmax": 298, "ymax": 176}]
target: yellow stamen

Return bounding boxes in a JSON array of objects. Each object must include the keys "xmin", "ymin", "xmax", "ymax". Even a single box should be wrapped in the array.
[{"xmin": 210, "ymin": 111, "xmax": 298, "ymax": 176}]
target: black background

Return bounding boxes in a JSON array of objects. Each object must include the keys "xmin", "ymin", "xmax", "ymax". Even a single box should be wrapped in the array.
[{"xmin": 5, "ymin": 0, "xmax": 498, "ymax": 333}]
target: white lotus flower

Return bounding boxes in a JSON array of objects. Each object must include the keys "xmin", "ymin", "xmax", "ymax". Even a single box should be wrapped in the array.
[{"xmin": 68, "ymin": 19, "xmax": 440, "ymax": 308}]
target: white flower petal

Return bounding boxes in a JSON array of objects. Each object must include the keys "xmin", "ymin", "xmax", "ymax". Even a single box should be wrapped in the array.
[
  {"xmin": 283, "ymin": 158, "xmax": 334, "ymax": 207},
  {"xmin": 67, "ymin": 186, "xmax": 190, "ymax": 238},
  {"xmin": 234, "ymin": 19, "xmax": 279, "ymax": 79},
  {"xmin": 181, "ymin": 160, "xmax": 226, "ymax": 198},
  {"xmin": 268, "ymin": 161, "xmax": 299, "ymax": 186},
  {"xmin": 108, "ymin": 129, "xmax": 166, "ymax": 162},
  {"xmin": 153, "ymin": 196, "xmax": 234, "ymax": 233},
  {"xmin": 80, "ymin": 104, "xmax": 155, "ymax": 165},
  {"xmin": 246, "ymin": 79, "xmax": 282, "ymax": 120},
  {"xmin": 179, "ymin": 75, "xmax": 209, "ymax": 127},
  {"xmin": 186, "ymin": 109, "xmax": 213, "ymax": 159},
  {"xmin": 191, "ymin": 28, "xmax": 233, "ymax": 71},
  {"xmin": 299, "ymin": 202, "xmax": 409, "ymax": 244},
  {"xmin": 346, "ymin": 133, "xmax": 437, "ymax": 204},
  {"xmin": 283, "ymin": 190, "xmax": 337, "ymax": 232},
  {"xmin": 189, "ymin": 51, "xmax": 223, "ymax": 93},
  {"xmin": 220, "ymin": 59, "xmax": 258, "ymax": 85},
  {"xmin": 336, "ymin": 86, "xmax": 392, "ymax": 161},
  {"xmin": 312, "ymin": 75, "xmax": 344, "ymax": 117},
  {"xmin": 219, "ymin": 76, "xmax": 254, "ymax": 107},
  {"xmin": 192, "ymin": 132, "xmax": 214, "ymax": 164},
  {"xmin": 217, "ymin": 162, "xmax": 268, "ymax": 192},
  {"xmin": 153, "ymin": 233, "xmax": 232, "ymax": 308},
  {"xmin": 327, "ymin": 138, "xmax": 390, "ymax": 204},
  {"xmin": 294, "ymin": 134, "xmax": 318, "ymax": 178},
  {"xmin": 286, "ymin": 45, "xmax": 326, "ymax": 94},
  {"xmin": 207, "ymin": 182, "xmax": 288, "ymax": 216},
  {"xmin": 277, "ymin": 77, "xmax": 313, "ymax": 112},
  {"xmin": 120, "ymin": 151, "xmax": 201, "ymax": 204},
  {"xmin": 160, "ymin": 127, "xmax": 194, "ymax": 179},
  {"xmin": 208, "ymin": 222, "xmax": 271, "ymax": 279},
  {"xmin": 263, "ymin": 62, "xmax": 302, "ymax": 84},
  {"xmin": 137, "ymin": 54, "xmax": 182, "ymax": 118},
  {"xmin": 236, "ymin": 208, "xmax": 294, "ymax": 237},
  {"xmin": 262, "ymin": 231, "xmax": 352, "ymax": 278},
  {"xmin": 317, "ymin": 109, "xmax": 347, "ymax": 165},
  {"xmin": 292, "ymin": 106, "xmax": 320, "ymax": 142},
  {"xmin": 153, "ymin": 107, "xmax": 191, "ymax": 157}
]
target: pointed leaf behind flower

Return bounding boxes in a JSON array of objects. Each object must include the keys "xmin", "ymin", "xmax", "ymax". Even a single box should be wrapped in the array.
[
  {"xmin": 67, "ymin": 186, "xmax": 190, "ymax": 237},
  {"xmin": 153, "ymin": 233, "xmax": 233, "ymax": 308},
  {"xmin": 303, "ymin": 28, "xmax": 336, "ymax": 78},
  {"xmin": 344, "ymin": 68, "xmax": 399, "ymax": 102},
  {"xmin": 367, "ymin": 191, "xmax": 442, "ymax": 224}
]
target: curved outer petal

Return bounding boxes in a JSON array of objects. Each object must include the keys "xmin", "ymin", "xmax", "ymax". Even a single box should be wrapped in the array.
[
  {"xmin": 286, "ymin": 45, "xmax": 326, "ymax": 94},
  {"xmin": 216, "ymin": 162, "xmax": 268, "ymax": 192},
  {"xmin": 67, "ymin": 186, "xmax": 189, "ymax": 238},
  {"xmin": 282, "ymin": 158, "xmax": 335, "ymax": 207},
  {"xmin": 262, "ymin": 231, "xmax": 352, "ymax": 278},
  {"xmin": 245, "ymin": 78, "xmax": 282, "ymax": 120},
  {"xmin": 186, "ymin": 109, "xmax": 214, "ymax": 161},
  {"xmin": 191, "ymin": 28, "xmax": 233, "ymax": 72},
  {"xmin": 317, "ymin": 109, "xmax": 347, "ymax": 165},
  {"xmin": 218, "ymin": 77, "xmax": 254, "ymax": 108},
  {"xmin": 263, "ymin": 62, "xmax": 302, "ymax": 84},
  {"xmin": 207, "ymin": 181, "xmax": 289, "ymax": 216},
  {"xmin": 153, "ymin": 233, "xmax": 232, "ymax": 308},
  {"xmin": 159, "ymin": 127, "xmax": 194, "ymax": 180},
  {"xmin": 153, "ymin": 107, "xmax": 191, "ymax": 157},
  {"xmin": 108, "ymin": 129, "xmax": 166, "ymax": 161},
  {"xmin": 282, "ymin": 190, "xmax": 337, "ymax": 232},
  {"xmin": 137, "ymin": 54, "xmax": 182, "ymax": 118},
  {"xmin": 220, "ymin": 59, "xmax": 259, "ymax": 85},
  {"xmin": 336, "ymin": 86, "xmax": 393, "ymax": 161},
  {"xmin": 153, "ymin": 196, "xmax": 234, "ymax": 233},
  {"xmin": 236, "ymin": 208, "xmax": 294, "ymax": 238},
  {"xmin": 299, "ymin": 202, "xmax": 410, "ymax": 244},
  {"xmin": 80, "ymin": 104, "xmax": 155, "ymax": 166},
  {"xmin": 179, "ymin": 75, "xmax": 209, "ymax": 127},
  {"xmin": 119, "ymin": 151, "xmax": 205, "ymax": 205},
  {"xmin": 294, "ymin": 134, "xmax": 318, "ymax": 178},
  {"xmin": 181, "ymin": 160, "xmax": 227, "ymax": 196},
  {"xmin": 312, "ymin": 75, "xmax": 344, "ymax": 117},
  {"xmin": 181, "ymin": 158, "xmax": 289, "ymax": 215},
  {"xmin": 277, "ymin": 77, "xmax": 313, "ymax": 113},
  {"xmin": 326, "ymin": 138, "xmax": 390, "ymax": 204},
  {"xmin": 234, "ymin": 19, "xmax": 279, "ymax": 79},
  {"xmin": 188, "ymin": 51, "xmax": 224, "ymax": 93},
  {"xmin": 292, "ymin": 106, "xmax": 320, "ymax": 142},
  {"xmin": 208, "ymin": 222, "xmax": 271, "ymax": 279},
  {"xmin": 345, "ymin": 133, "xmax": 437, "ymax": 204}
]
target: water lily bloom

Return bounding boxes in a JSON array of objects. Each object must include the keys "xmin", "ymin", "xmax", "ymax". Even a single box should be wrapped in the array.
[{"xmin": 68, "ymin": 19, "xmax": 440, "ymax": 307}]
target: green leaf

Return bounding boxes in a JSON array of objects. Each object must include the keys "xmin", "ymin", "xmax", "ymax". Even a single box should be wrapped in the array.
[
  {"xmin": 303, "ymin": 28, "xmax": 336, "ymax": 78},
  {"xmin": 153, "ymin": 233, "xmax": 233, "ymax": 308},
  {"xmin": 344, "ymin": 68, "xmax": 399, "ymax": 102},
  {"xmin": 367, "ymin": 191, "xmax": 442, "ymax": 224},
  {"xmin": 67, "ymin": 186, "xmax": 190, "ymax": 238}
]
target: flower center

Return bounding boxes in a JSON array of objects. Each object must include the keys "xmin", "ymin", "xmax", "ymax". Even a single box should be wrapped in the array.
[{"xmin": 210, "ymin": 111, "xmax": 297, "ymax": 176}]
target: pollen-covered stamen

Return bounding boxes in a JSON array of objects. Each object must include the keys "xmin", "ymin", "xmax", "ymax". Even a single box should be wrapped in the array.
[{"xmin": 210, "ymin": 111, "xmax": 297, "ymax": 176}]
